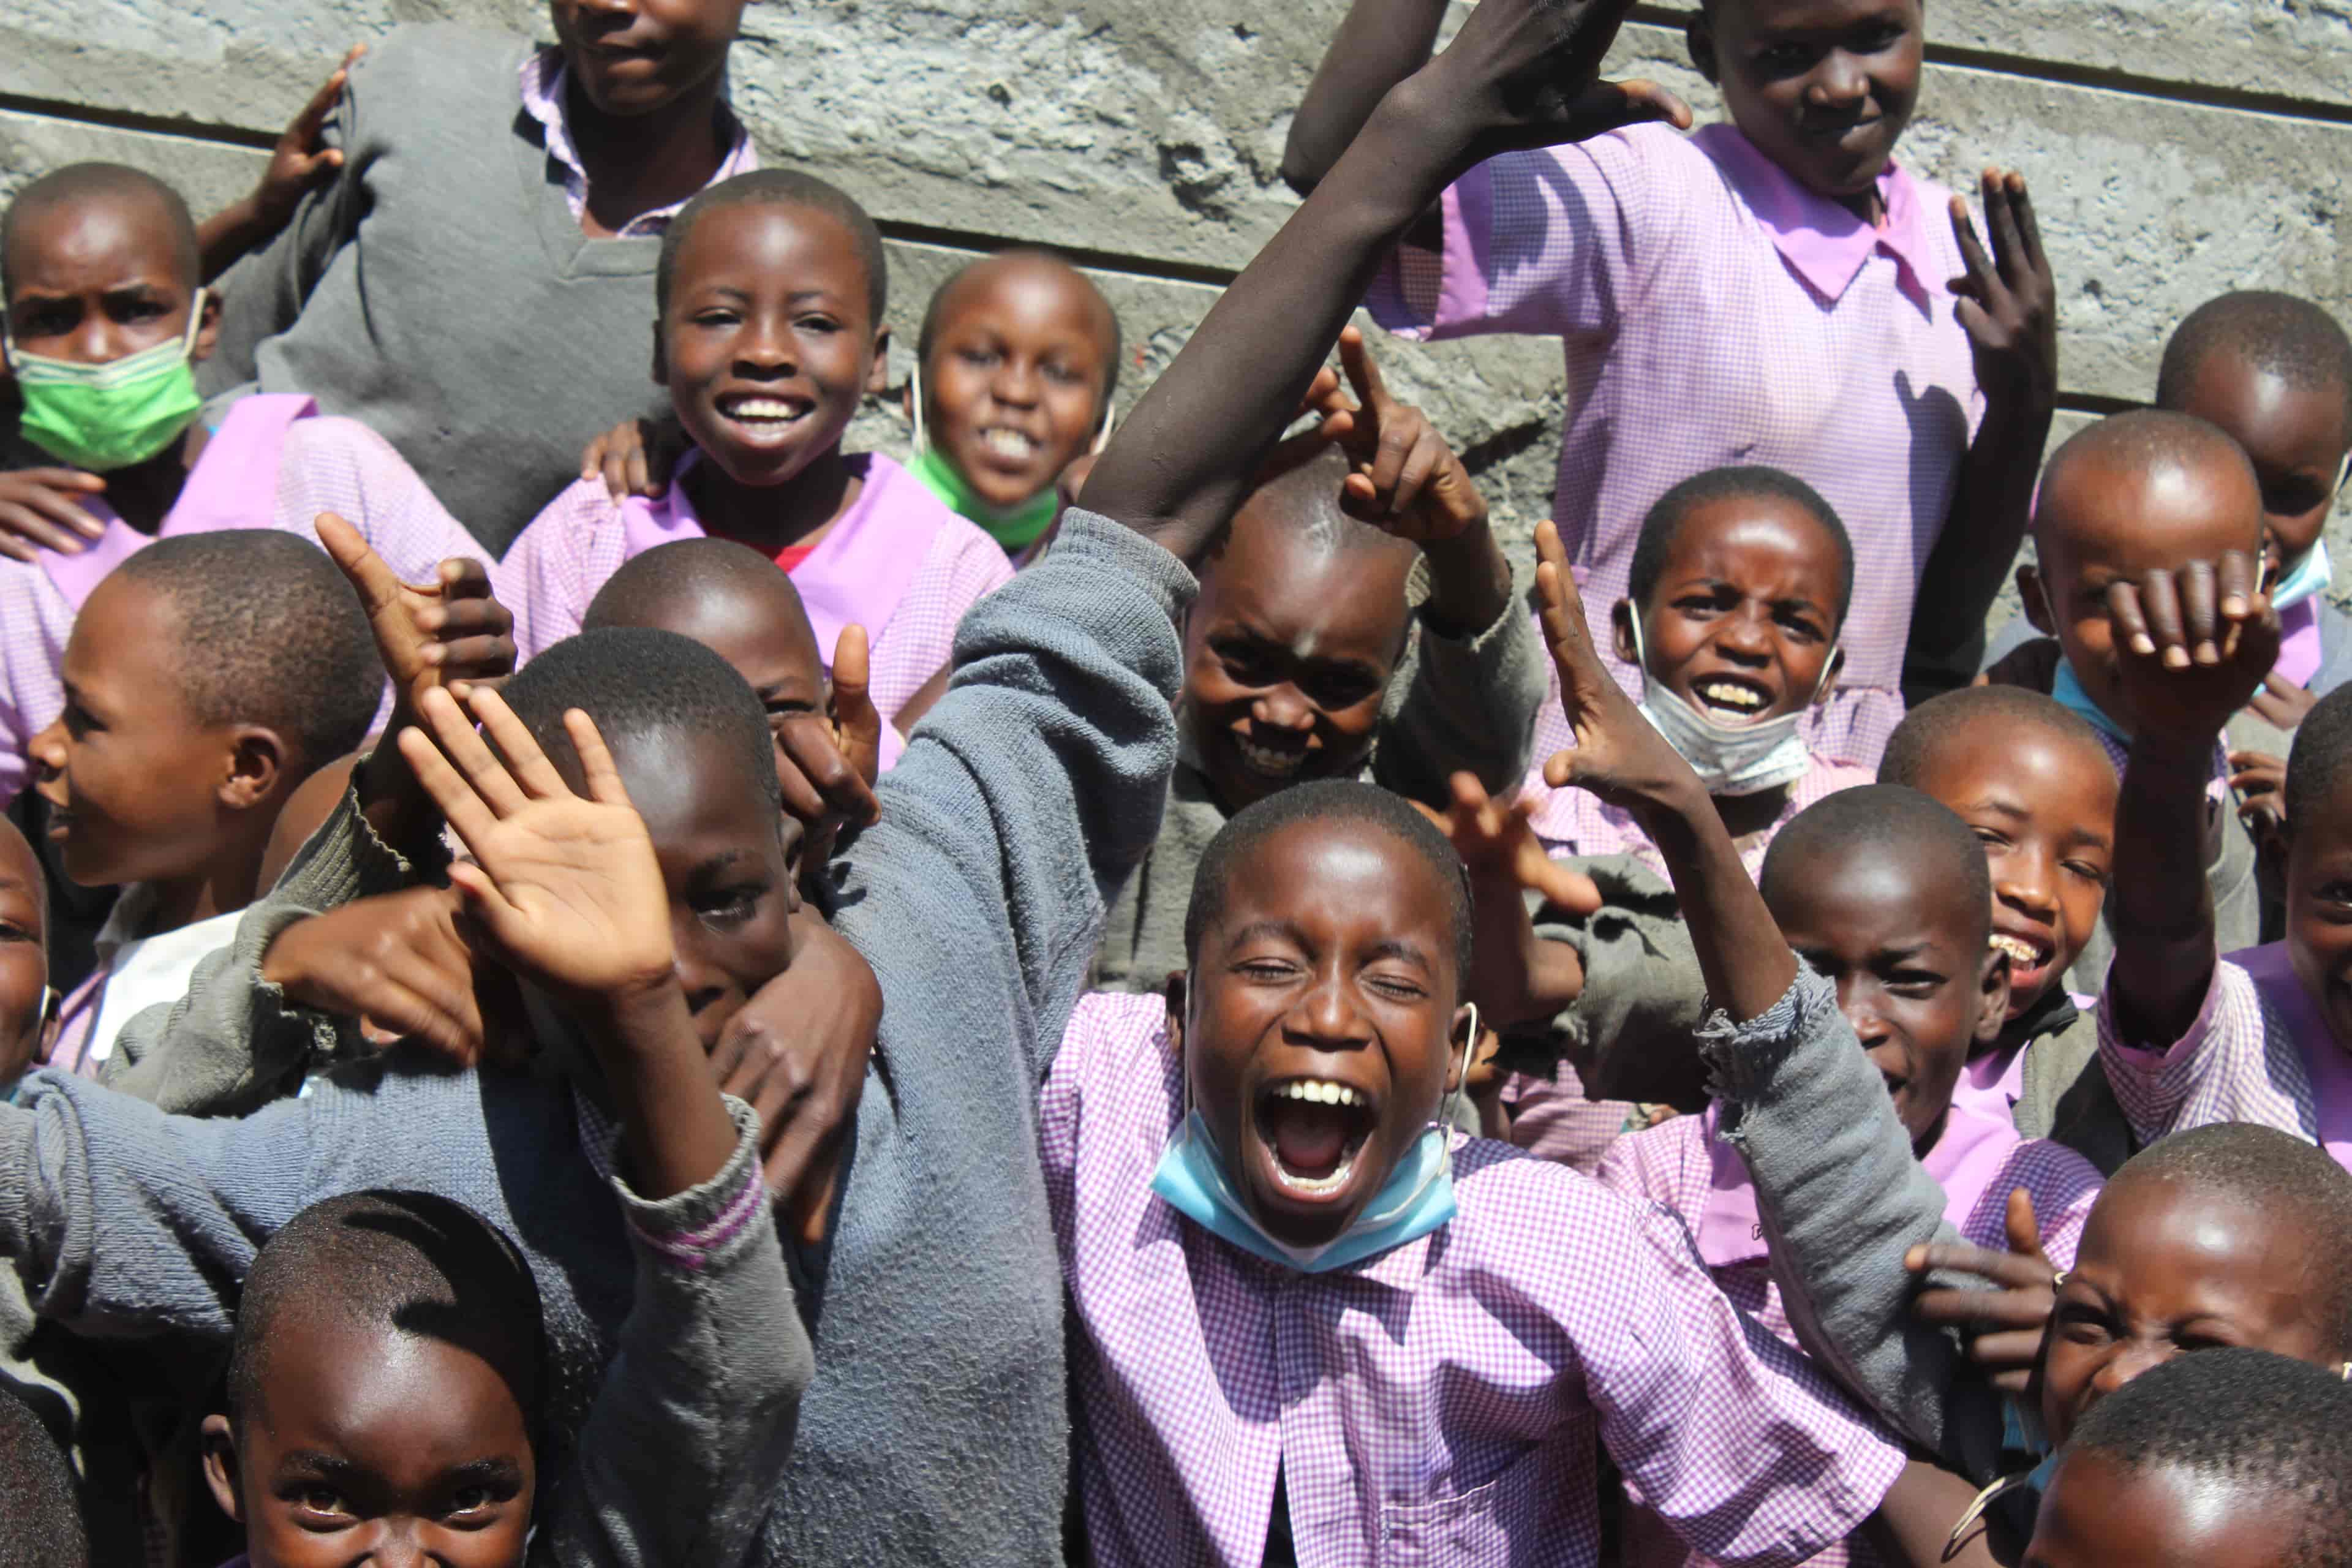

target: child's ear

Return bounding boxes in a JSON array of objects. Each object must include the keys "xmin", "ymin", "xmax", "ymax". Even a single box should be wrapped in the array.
[
  {"xmin": 2018, "ymin": 565, "xmax": 2054, "ymax": 636},
  {"xmin": 865, "ymin": 326, "xmax": 894, "ymax": 399},
  {"xmin": 1975, "ymin": 946, "xmax": 2012, "ymax": 1046},
  {"xmin": 1686, "ymin": 12, "xmax": 1722, "ymax": 83},
  {"xmin": 199, "ymin": 1414, "xmax": 245, "ymax": 1525},
  {"xmin": 1162, "ymin": 971, "xmax": 1188, "ymax": 1055},
  {"xmin": 219, "ymin": 729, "xmax": 288, "ymax": 813},
  {"xmin": 1611, "ymin": 600, "xmax": 1641, "ymax": 667},
  {"xmin": 189, "ymin": 288, "xmax": 224, "ymax": 368}
]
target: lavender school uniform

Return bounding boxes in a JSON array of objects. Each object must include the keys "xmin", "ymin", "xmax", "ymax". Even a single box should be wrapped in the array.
[{"xmin": 0, "ymin": 510, "xmax": 1193, "ymax": 1567}]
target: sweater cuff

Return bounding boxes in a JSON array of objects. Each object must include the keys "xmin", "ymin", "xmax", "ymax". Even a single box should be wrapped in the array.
[
  {"xmin": 1696, "ymin": 964, "xmax": 1841, "ymax": 1104},
  {"xmin": 1046, "ymin": 508, "xmax": 1201, "ymax": 626},
  {"xmin": 608, "ymin": 1098, "xmax": 767, "ymax": 1273}
]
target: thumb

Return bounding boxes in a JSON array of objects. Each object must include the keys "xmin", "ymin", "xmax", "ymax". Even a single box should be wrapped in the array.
[
  {"xmin": 315, "ymin": 512, "xmax": 404, "ymax": 616},
  {"xmin": 2003, "ymin": 1186, "xmax": 2047, "ymax": 1265}
]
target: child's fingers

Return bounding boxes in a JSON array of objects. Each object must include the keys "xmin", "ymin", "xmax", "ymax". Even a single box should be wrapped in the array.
[
  {"xmin": 2102, "ymin": 579, "xmax": 2157, "ymax": 661},
  {"xmin": 2138, "ymin": 569, "xmax": 2195, "ymax": 669},
  {"xmin": 2217, "ymin": 549, "xmax": 2257, "ymax": 622},
  {"xmin": 397, "ymin": 715, "xmax": 503, "ymax": 849},
  {"xmin": 315, "ymin": 511, "xmax": 407, "ymax": 616},
  {"xmin": 1946, "ymin": 194, "xmax": 1996, "ymax": 300},
  {"xmin": 1524, "ymin": 852, "xmax": 1605, "ymax": 918},
  {"xmin": 1981, "ymin": 167, "xmax": 2028, "ymax": 279},
  {"xmin": 445, "ymin": 860, "xmax": 525, "ymax": 946},
  {"xmin": 1904, "ymin": 1237, "xmax": 2057, "ymax": 1290},
  {"xmin": 2002, "ymin": 1185, "xmax": 2046, "ymax": 1263},
  {"xmin": 562, "ymin": 707, "xmax": 636, "ymax": 810},
  {"xmin": 2176, "ymin": 559, "xmax": 2221, "ymax": 666},
  {"xmin": 413, "ymin": 686, "xmax": 533, "ymax": 815},
  {"xmin": 1911, "ymin": 1284, "xmax": 2053, "ymax": 1333},
  {"xmin": 1336, "ymin": 326, "xmax": 1392, "ymax": 415},
  {"xmin": 1387, "ymin": 428, "xmax": 1444, "ymax": 521},
  {"xmin": 2008, "ymin": 173, "xmax": 2049, "ymax": 275}
]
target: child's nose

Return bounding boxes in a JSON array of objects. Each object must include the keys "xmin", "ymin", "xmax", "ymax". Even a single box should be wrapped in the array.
[
  {"xmin": 1996, "ymin": 863, "xmax": 2059, "ymax": 919},
  {"xmin": 1713, "ymin": 610, "xmax": 1773, "ymax": 660},
  {"xmin": 1808, "ymin": 54, "xmax": 1870, "ymax": 108},
  {"xmin": 27, "ymin": 718, "xmax": 65, "ymax": 774},
  {"xmin": 1252, "ymin": 687, "xmax": 1316, "ymax": 731},
  {"xmin": 992, "ymin": 361, "xmax": 1042, "ymax": 407},
  {"xmin": 1288, "ymin": 972, "xmax": 1374, "ymax": 1047},
  {"xmin": 2095, "ymin": 1340, "xmax": 2174, "ymax": 1396}
]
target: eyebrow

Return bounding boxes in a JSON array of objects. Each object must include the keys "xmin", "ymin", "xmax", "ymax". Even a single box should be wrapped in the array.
[
  {"xmin": 1362, "ymin": 938, "xmax": 1433, "ymax": 972},
  {"xmin": 1223, "ymin": 920, "xmax": 1303, "ymax": 952},
  {"xmin": 694, "ymin": 849, "xmax": 752, "ymax": 875}
]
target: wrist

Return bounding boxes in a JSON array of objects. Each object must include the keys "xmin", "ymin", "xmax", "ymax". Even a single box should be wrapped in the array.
[
  {"xmin": 1419, "ymin": 517, "xmax": 1507, "ymax": 633},
  {"xmin": 1371, "ymin": 70, "xmax": 1491, "ymax": 185}
]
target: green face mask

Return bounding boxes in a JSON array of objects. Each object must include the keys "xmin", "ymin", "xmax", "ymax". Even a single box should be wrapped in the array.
[{"xmin": 4, "ymin": 290, "xmax": 207, "ymax": 472}]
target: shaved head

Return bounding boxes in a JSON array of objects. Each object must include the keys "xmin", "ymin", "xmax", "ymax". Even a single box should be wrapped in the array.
[
  {"xmin": 2034, "ymin": 409, "xmax": 2263, "ymax": 557},
  {"xmin": 2, "ymin": 162, "xmax": 199, "ymax": 300}
]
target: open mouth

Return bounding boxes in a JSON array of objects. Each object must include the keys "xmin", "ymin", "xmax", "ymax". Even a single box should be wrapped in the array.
[
  {"xmin": 1231, "ymin": 732, "xmax": 1309, "ymax": 780},
  {"xmin": 715, "ymin": 393, "xmax": 814, "ymax": 447},
  {"xmin": 1690, "ymin": 675, "xmax": 1776, "ymax": 721},
  {"xmin": 975, "ymin": 426, "xmax": 1042, "ymax": 467},
  {"xmin": 1253, "ymin": 1077, "xmax": 1378, "ymax": 1196},
  {"xmin": 1991, "ymin": 931, "xmax": 2057, "ymax": 996}
]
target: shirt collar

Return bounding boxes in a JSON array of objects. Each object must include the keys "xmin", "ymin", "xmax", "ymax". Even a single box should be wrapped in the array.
[
  {"xmin": 516, "ymin": 46, "xmax": 758, "ymax": 236},
  {"xmin": 1690, "ymin": 123, "xmax": 1937, "ymax": 307}
]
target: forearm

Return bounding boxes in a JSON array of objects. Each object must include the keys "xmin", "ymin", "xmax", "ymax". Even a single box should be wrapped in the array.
[
  {"xmin": 1634, "ymin": 785, "xmax": 1797, "ymax": 1023},
  {"xmin": 1080, "ymin": 81, "xmax": 1476, "ymax": 564},
  {"xmin": 1905, "ymin": 401, "xmax": 2053, "ymax": 704},
  {"xmin": 2109, "ymin": 742, "xmax": 2220, "ymax": 1041},
  {"xmin": 196, "ymin": 198, "xmax": 271, "ymax": 286},
  {"xmin": 1282, "ymin": 0, "xmax": 1452, "ymax": 194},
  {"xmin": 1417, "ymin": 518, "xmax": 1512, "ymax": 636},
  {"xmin": 1375, "ymin": 546, "xmax": 1540, "ymax": 799},
  {"xmin": 1860, "ymin": 1460, "xmax": 2019, "ymax": 1568},
  {"xmin": 578, "ymin": 981, "xmax": 740, "ymax": 1201}
]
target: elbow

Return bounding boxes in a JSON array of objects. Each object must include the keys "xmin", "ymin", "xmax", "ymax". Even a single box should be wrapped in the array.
[{"xmin": 1278, "ymin": 127, "xmax": 1333, "ymax": 198}]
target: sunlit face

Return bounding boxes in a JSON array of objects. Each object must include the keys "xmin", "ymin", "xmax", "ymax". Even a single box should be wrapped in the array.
[
  {"xmin": 1905, "ymin": 725, "xmax": 2115, "ymax": 1022},
  {"xmin": 2040, "ymin": 1177, "xmax": 2337, "ymax": 1446},
  {"xmin": 2165, "ymin": 349, "xmax": 2348, "ymax": 586},
  {"xmin": 549, "ymin": 0, "xmax": 741, "ymax": 119},
  {"xmin": 1694, "ymin": 0, "xmax": 1924, "ymax": 209},
  {"xmin": 921, "ymin": 255, "xmax": 1116, "ymax": 512},
  {"xmin": 1175, "ymin": 817, "xmax": 1469, "ymax": 1251},
  {"xmin": 1615, "ymin": 493, "xmax": 1845, "ymax": 728},
  {"xmin": 1180, "ymin": 507, "xmax": 1412, "ymax": 815},
  {"xmin": 2, "ymin": 190, "xmax": 213, "ymax": 371},
  {"xmin": 205, "ymin": 1314, "xmax": 535, "ymax": 1568},
  {"xmin": 1768, "ymin": 837, "xmax": 2006, "ymax": 1148}
]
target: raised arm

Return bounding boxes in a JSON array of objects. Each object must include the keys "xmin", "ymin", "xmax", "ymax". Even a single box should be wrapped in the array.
[
  {"xmin": 1077, "ymin": 0, "xmax": 1686, "ymax": 568},
  {"xmin": 1281, "ymin": 0, "xmax": 1453, "ymax": 195}
]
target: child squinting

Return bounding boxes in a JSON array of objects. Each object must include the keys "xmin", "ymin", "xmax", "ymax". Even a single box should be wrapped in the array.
[
  {"xmin": 506, "ymin": 172, "xmax": 1012, "ymax": 738},
  {"xmin": 907, "ymin": 249, "xmax": 1120, "ymax": 556}
]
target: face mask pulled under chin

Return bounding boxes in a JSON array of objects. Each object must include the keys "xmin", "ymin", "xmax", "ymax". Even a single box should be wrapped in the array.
[
  {"xmin": 4, "ymin": 290, "xmax": 208, "ymax": 472},
  {"xmin": 1627, "ymin": 612, "xmax": 1832, "ymax": 797}
]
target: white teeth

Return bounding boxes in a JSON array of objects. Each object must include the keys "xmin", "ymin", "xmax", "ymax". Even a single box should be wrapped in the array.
[
  {"xmin": 1989, "ymin": 935, "xmax": 2045, "ymax": 968},
  {"xmin": 726, "ymin": 398, "xmax": 805, "ymax": 421},
  {"xmin": 1272, "ymin": 1156, "xmax": 1354, "ymax": 1196},
  {"xmin": 979, "ymin": 427, "xmax": 1039, "ymax": 459},
  {"xmin": 1273, "ymin": 1079, "xmax": 1363, "ymax": 1108},
  {"xmin": 1698, "ymin": 680, "xmax": 1765, "ymax": 710},
  {"xmin": 1234, "ymin": 737, "xmax": 1305, "ymax": 777}
]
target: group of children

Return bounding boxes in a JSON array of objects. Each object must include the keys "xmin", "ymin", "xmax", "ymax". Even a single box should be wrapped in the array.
[{"xmin": 3, "ymin": 0, "xmax": 2352, "ymax": 1564}]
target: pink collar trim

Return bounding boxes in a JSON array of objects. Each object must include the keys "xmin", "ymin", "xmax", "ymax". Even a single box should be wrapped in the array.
[{"xmin": 1691, "ymin": 123, "xmax": 1937, "ymax": 307}]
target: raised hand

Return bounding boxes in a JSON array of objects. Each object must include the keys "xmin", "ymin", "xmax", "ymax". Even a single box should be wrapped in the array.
[
  {"xmin": 0, "ymin": 469, "xmax": 107, "ymax": 560},
  {"xmin": 1319, "ymin": 328, "xmax": 1488, "ymax": 544},
  {"xmin": 253, "ymin": 46, "xmax": 364, "ymax": 233},
  {"xmin": 398, "ymin": 688, "xmax": 672, "ymax": 1006},
  {"xmin": 1534, "ymin": 519, "xmax": 1704, "ymax": 816},
  {"xmin": 260, "ymin": 885, "xmax": 489, "ymax": 1063},
  {"xmin": 1949, "ymin": 170, "xmax": 2057, "ymax": 419},
  {"xmin": 1423, "ymin": 0, "xmax": 1689, "ymax": 162},
  {"xmin": 2100, "ymin": 551, "xmax": 2279, "ymax": 752},
  {"xmin": 1416, "ymin": 770, "xmax": 1601, "ymax": 1030},
  {"xmin": 1904, "ymin": 1187, "xmax": 2059, "ymax": 1396},
  {"xmin": 316, "ymin": 514, "xmax": 514, "ymax": 715},
  {"xmin": 774, "ymin": 625, "xmax": 883, "ymax": 878}
]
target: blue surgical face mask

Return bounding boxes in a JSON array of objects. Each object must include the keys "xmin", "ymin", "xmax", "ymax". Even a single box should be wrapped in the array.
[
  {"xmin": 2271, "ymin": 539, "xmax": 2334, "ymax": 612},
  {"xmin": 1149, "ymin": 1009, "xmax": 1473, "ymax": 1273}
]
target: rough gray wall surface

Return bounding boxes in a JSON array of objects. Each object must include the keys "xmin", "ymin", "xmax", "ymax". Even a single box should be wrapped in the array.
[{"xmin": 5, "ymin": 0, "xmax": 2350, "ymax": 631}]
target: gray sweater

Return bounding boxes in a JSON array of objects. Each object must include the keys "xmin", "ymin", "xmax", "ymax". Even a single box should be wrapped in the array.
[
  {"xmin": 1091, "ymin": 585, "xmax": 1545, "ymax": 992},
  {"xmin": 202, "ymin": 24, "xmax": 680, "ymax": 551},
  {"xmin": 8, "ymin": 511, "xmax": 1189, "ymax": 1566}
]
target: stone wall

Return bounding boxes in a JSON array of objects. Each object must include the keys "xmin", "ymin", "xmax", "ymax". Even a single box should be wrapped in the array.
[{"xmin": 6, "ymin": 0, "xmax": 2351, "ymax": 625}]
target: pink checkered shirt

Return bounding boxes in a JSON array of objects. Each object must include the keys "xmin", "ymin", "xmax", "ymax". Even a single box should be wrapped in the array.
[
  {"xmin": 1596, "ymin": 1106, "xmax": 2100, "ymax": 1568},
  {"xmin": 0, "ymin": 400, "xmax": 489, "ymax": 806},
  {"xmin": 1530, "ymin": 750, "xmax": 1874, "ymax": 880},
  {"xmin": 1042, "ymin": 990, "xmax": 1906, "ymax": 1568},
  {"xmin": 518, "ymin": 48, "xmax": 758, "ymax": 238},
  {"xmin": 1371, "ymin": 123, "xmax": 1984, "ymax": 772},
  {"xmin": 498, "ymin": 453, "xmax": 1014, "ymax": 724},
  {"xmin": 2098, "ymin": 941, "xmax": 2352, "ymax": 1172}
]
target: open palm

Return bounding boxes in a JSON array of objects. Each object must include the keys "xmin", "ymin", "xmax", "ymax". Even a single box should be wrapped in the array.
[
  {"xmin": 1532, "ymin": 520, "xmax": 1699, "ymax": 813},
  {"xmin": 398, "ymin": 686, "xmax": 673, "ymax": 1002}
]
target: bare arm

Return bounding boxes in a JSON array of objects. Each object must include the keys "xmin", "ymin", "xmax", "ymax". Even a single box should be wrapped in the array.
[{"xmin": 1282, "ymin": 0, "xmax": 1453, "ymax": 195}]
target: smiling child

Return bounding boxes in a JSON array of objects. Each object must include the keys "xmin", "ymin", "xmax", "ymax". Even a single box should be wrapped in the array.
[
  {"xmin": 906, "ymin": 249, "xmax": 1121, "ymax": 557},
  {"xmin": 1879, "ymin": 686, "xmax": 2130, "ymax": 1169},
  {"xmin": 502, "ymin": 170, "xmax": 1012, "ymax": 740},
  {"xmin": 1288, "ymin": 0, "xmax": 2057, "ymax": 769}
]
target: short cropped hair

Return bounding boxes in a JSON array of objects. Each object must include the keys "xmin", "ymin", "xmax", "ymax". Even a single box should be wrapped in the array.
[
  {"xmin": 227, "ymin": 1191, "xmax": 546, "ymax": 1450},
  {"xmin": 113, "ymin": 531, "xmax": 381, "ymax": 771},
  {"xmin": 2035, "ymin": 410, "xmax": 2261, "ymax": 549},
  {"xmin": 1185, "ymin": 778, "xmax": 1474, "ymax": 984},
  {"xmin": 2158, "ymin": 290, "xmax": 2352, "ymax": 438},
  {"xmin": 1759, "ymin": 784, "xmax": 1993, "ymax": 949},
  {"xmin": 1878, "ymin": 685, "xmax": 2109, "ymax": 790},
  {"xmin": 916, "ymin": 249, "xmax": 1125, "ymax": 402},
  {"xmin": 1627, "ymin": 466, "xmax": 1855, "ymax": 624},
  {"xmin": 2107, "ymin": 1121, "xmax": 2352, "ymax": 1354},
  {"xmin": 657, "ymin": 170, "xmax": 888, "ymax": 324},
  {"xmin": 2286, "ymin": 684, "xmax": 2352, "ymax": 834},
  {"xmin": 584, "ymin": 536, "xmax": 816, "ymax": 646},
  {"xmin": 1, "ymin": 162, "xmax": 199, "ymax": 300},
  {"xmin": 0, "ymin": 1383, "xmax": 85, "ymax": 1568},
  {"xmin": 2064, "ymin": 1347, "xmax": 2352, "ymax": 1568},
  {"xmin": 498, "ymin": 627, "xmax": 781, "ymax": 811},
  {"xmin": 1227, "ymin": 441, "xmax": 1417, "ymax": 562}
]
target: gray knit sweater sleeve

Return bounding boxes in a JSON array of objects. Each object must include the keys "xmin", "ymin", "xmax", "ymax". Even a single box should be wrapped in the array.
[
  {"xmin": 99, "ymin": 785, "xmax": 417, "ymax": 1115},
  {"xmin": 535, "ymin": 1100, "xmax": 813, "ymax": 1568},
  {"xmin": 1373, "ymin": 575, "xmax": 1546, "ymax": 804},
  {"xmin": 1512, "ymin": 855, "xmax": 1712, "ymax": 1106},
  {"xmin": 1706, "ymin": 967, "xmax": 1977, "ymax": 1458},
  {"xmin": 850, "ymin": 510, "xmax": 1191, "ymax": 1085}
]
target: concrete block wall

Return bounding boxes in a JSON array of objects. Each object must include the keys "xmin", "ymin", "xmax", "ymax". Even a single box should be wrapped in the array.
[{"xmin": 6, "ymin": 0, "xmax": 2350, "ymax": 630}]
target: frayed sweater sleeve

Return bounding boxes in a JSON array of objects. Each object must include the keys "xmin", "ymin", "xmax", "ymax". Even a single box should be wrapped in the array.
[
  {"xmin": 100, "ymin": 783, "xmax": 425, "ymax": 1115},
  {"xmin": 533, "ymin": 1099, "xmax": 812, "ymax": 1568},
  {"xmin": 1510, "ymin": 855, "xmax": 1711, "ymax": 1106},
  {"xmin": 1706, "ymin": 965, "xmax": 1979, "ymax": 1462},
  {"xmin": 1373, "ymin": 568, "xmax": 1545, "ymax": 802}
]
